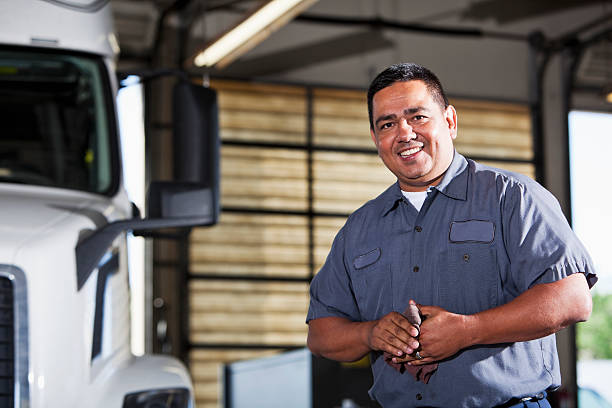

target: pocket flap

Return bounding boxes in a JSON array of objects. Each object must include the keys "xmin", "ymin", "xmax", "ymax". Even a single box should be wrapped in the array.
[
  {"xmin": 353, "ymin": 248, "xmax": 381, "ymax": 269},
  {"xmin": 449, "ymin": 220, "xmax": 495, "ymax": 243}
]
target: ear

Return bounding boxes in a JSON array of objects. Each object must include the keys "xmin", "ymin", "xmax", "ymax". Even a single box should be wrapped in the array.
[{"xmin": 445, "ymin": 105, "xmax": 458, "ymax": 140}]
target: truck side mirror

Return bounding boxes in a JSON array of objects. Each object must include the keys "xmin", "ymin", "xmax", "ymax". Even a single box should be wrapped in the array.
[
  {"xmin": 145, "ymin": 81, "xmax": 220, "ymax": 225},
  {"xmin": 76, "ymin": 79, "xmax": 220, "ymax": 288}
]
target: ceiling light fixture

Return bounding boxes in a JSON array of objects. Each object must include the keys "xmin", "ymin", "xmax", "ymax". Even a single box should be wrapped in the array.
[{"xmin": 192, "ymin": 0, "xmax": 318, "ymax": 69}]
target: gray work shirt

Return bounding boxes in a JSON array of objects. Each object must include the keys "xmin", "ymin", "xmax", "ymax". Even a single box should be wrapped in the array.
[{"xmin": 307, "ymin": 152, "xmax": 596, "ymax": 408}]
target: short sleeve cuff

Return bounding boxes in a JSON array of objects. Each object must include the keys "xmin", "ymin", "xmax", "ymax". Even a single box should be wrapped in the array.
[
  {"xmin": 306, "ymin": 296, "xmax": 360, "ymax": 323},
  {"xmin": 531, "ymin": 260, "xmax": 598, "ymax": 289}
]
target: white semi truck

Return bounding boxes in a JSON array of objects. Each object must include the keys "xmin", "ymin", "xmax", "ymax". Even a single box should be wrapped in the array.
[{"xmin": 0, "ymin": 0, "xmax": 219, "ymax": 406}]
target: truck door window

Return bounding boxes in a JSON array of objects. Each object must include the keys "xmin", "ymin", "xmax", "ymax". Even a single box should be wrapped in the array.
[{"xmin": 0, "ymin": 48, "xmax": 115, "ymax": 194}]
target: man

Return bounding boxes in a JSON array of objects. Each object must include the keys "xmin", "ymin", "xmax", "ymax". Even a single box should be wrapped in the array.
[{"xmin": 306, "ymin": 63, "xmax": 596, "ymax": 408}]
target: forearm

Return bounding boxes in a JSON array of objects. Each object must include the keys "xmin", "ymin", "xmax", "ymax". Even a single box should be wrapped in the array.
[
  {"xmin": 307, "ymin": 317, "xmax": 375, "ymax": 362},
  {"xmin": 413, "ymin": 273, "xmax": 592, "ymax": 365},
  {"xmin": 307, "ymin": 312, "xmax": 420, "ymax": 362},
  {"xmin": 465, "ymin": 273, "xmax": 592, "ymax": 346}
]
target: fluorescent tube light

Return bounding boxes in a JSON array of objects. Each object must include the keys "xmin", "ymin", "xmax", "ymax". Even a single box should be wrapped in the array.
[{"xmin": 192, "ymin": 0, "xmax": 318, "ymax": 69}]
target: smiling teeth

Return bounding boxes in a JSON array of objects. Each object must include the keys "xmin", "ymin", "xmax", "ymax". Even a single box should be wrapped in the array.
[{"xmin": 400, "ymin": 147, "xmax": 422, "ymax": 157}]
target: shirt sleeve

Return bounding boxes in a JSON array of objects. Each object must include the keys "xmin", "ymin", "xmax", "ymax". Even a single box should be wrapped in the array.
[
  {"xmin": 501, "ymin": 177, "xmax": 597, "ymax": 294},
  {"xmin": 306, "ymin": 226, "xmax": 362, "ymax": 323}
]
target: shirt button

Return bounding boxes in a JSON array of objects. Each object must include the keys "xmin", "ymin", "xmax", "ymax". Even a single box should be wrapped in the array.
[
  {"xmin": 415, "ymin": 226, "xmax": 422, "ymax": 232},
  {"xmin": 413, "ymin": 266, "xmax": 419, "ymax": 273},
  {"xmin": 416, "ymin": 393, "xmax": 422, "ymax": 400}
]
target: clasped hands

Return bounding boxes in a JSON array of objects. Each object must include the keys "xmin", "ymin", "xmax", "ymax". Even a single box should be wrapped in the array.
[{"xmin": 366, "ymin": 302, "xmax": 470, "ymax": 366}]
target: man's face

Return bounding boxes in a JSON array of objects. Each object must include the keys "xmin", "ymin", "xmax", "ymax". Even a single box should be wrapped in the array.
[{"xmin": 370, "ymin": 80, "xmax": 457, "ymax": 192}]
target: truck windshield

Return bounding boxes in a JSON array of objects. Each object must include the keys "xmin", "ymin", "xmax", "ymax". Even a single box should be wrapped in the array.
[{"xmin": 0, "ymin": 48, "xmax": 116, "ymax": 194}]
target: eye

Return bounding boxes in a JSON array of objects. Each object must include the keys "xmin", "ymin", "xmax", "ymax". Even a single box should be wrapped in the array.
[{"xmin": 379, "ymin": 122, "xmax": 394, "ymax": 131}]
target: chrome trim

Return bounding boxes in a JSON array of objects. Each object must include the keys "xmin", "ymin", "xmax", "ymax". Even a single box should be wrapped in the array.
[{"xmin": 0, "ymin": 265, "xmax": 30, "ymax": 408}]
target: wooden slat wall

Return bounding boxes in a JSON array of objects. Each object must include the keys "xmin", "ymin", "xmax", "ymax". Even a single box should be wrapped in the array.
[
  {"xmin": 189, "ymin": 280, "xmax": 309, "ymax": 345},
  {"xmin": 314, "ymin": 151, "xmax": 396, "ymax": 213},
  {"xmin": 221, "ymin": 146, "xmax": 308, "ymax": 211},
  {"xmin": 452, "ymin": 99, "xmax": 533, "ymax": 160},
  {"xmin": 313, "ymin": 88, "xmax": 371, "ymax": 148},
  {"xmin": 190, "ymin": 348, "xmax": 282, "ymax": 408},
  {"xmin": 188, "ymin": 80, "xmax": 535, "ymax": 407},
  {"xmin": 215, "ymin": 79, "xmax": 307, "ymax": 145},
  {"xmin": 190, "ymin": 213, "xmax": 310, "ymax": 278}
]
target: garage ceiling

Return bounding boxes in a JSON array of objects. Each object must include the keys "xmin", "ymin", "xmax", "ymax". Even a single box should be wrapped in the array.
[{"xmin": 111, "ymin": 0, "xmax": 612, "ymax": 101}]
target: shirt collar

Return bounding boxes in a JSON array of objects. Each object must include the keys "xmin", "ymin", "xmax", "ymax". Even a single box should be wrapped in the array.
[
  {"xmin": 380, "ymin": 150, "xmax": 468, "ymax": 216},
  {"xmin": 432, "ymin": 150, "xmax": 468, "ymax": 201}
]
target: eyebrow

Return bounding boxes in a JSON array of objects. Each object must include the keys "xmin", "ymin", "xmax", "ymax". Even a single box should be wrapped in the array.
[{"xmin": 374, "ymin": 106, "xmax": 429, "ymax": 127}]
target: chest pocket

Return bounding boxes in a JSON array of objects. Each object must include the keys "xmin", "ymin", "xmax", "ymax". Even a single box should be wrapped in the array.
[
  {"xmin": 437, "ymin": 244, "xmax": 499, "ymax": 315},
  {"xmin": 350, "ymin": 248, "xmax": 393, "ymax": 321}
]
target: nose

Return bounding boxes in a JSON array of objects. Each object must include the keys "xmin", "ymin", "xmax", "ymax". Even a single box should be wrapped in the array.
[{"xmin": 397, "ymin": 118, "xmax": 416, "ymax": 141}]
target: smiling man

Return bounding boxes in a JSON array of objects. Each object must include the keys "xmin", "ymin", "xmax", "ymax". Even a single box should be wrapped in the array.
[{"xmin": 306, "ymin": 63, "xmax": 597, "ymax": 408}]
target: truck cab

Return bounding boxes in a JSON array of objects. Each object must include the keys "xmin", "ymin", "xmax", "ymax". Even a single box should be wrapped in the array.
[{"xmin": 0, "ymin": 1, "xmax": 217, "ymax": 406}]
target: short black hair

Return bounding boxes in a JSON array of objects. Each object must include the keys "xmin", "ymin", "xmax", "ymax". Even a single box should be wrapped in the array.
[{"xmin": 367, "ymin": 63, "xmax": 449, "ymax": 129}]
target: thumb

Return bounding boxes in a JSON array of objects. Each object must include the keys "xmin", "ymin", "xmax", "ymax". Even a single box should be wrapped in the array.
[{"xmin": 418, "ymin": 305, "xmax": 438, "ymax": 317}]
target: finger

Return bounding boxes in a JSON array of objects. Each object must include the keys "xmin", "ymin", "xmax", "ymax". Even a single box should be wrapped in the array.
[
  {"xmin": 390, "ymin": 314, "xmax": 420, "ymax": 338},
  {"xmin": 380, "ymin": 326, "xmax": 420, "ymax": 355},
  {"xmin": 382, "ymin": 313, "xmax": 419, "ymax": 339},
  {"xmin": 407, "ymin": 357, "xmax": 436, "ymax": 366},
  {"xmin": 394, "ymin": 352, "xmax": 435, "ymax": 365}
]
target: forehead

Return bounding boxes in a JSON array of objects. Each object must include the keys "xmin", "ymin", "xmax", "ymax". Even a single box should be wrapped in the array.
[{"xmin": 372, "ymin": 80, "xmax": 435, "ymax": 114}]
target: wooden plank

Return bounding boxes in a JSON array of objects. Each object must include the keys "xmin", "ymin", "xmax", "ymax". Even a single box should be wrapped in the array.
[
  {"xmin": 479, "ymin": 161, "xmax": 536, "ymax": 179},
  {"xmin": 314, "ymin": 151, "xmax": 380, "ymax": 164},
  {"xmin": 190, "ymin": 312, "xmax": 307, "ymax": 332},
  {"xmin": 313, "ymin": 116, "xmax": 370, "ymax": 137},
  {"xmin": 313, "ymin": 200, "xmax": 366, "ymax": 214},
  {"xmin": 193, "ymin": 382, "xmax": 220, "ymax": 402},
  {"xmin": 314, "ymin": 181, "xmax": 390, "ymax": 200},
  {"xmin": 314, "ymin": 216, "xmax": 347, "ymax": 229},
  {"xmin": 222, "ymin": 159, "xmax": 306, "ymax": 179},
  {"xmin": 194, "ymin": 400, "xmax": 220, "ymax": 408},
  {"xmin": 313, "ymin": 97, "xmax": 366, "ymax": 118},
  {"xmin": 190, "ymin": 331, "xmax": 307, "ymax": 346},
  {"xmin": 209, "ymin": 212, "xmax": 308, "ymax": 226},
  {"xmin": 458, "ymin": 109, "xmax": 531, "ymax": 131},
  {"xmin": 190, "ymin": 280, "xmax": 309, "ymax": 293},
  {"xmin": 190, "ymin": 262, "xmax": 310, "ymax": 278},
  {"xmin": 190, "ymin": 362, "xmax": 219, "ymax": 381},
  {"xmin": 217, "ymin": 89, "xmax": 307, "ymax": 114},
  {"xmin": 455, "ymin": 143, "xmax": 533, "ymax": 160},
  {"xmin": 220, "ymin": 196, "xmax": 308, "ymax": 211},
  {"xmin": 313, "ymin": 87, "xmax": 365, "ymax": 100},
  {"xmin": 220, "ymin": 110, "xmax": 306, "ymax": 133},
  {"xmin": 458, "ymin": 127, "xmax": 532, "ymax": 148},
  {"xmin": 314, "ymin": 133, "xmax": 375, "ymax": 149},
  {"xmin": 221, "ymin": 178, "xmax": 308, "ymax": 198},
  {"xmin": 451, "ymin": 98, "xmax": 529, "ymax": 113},
  {"xmin": 222, "ymin": 145, "xmax": 307, "ymax": 160},
  {"xmin": 221, "ymin": 128, "xmax": 307, "ymax": 144},
  {"xmin": 190, "ymin": 244, "xmax": 309, "ymax": 264},
  {"xmin": 191, "ymin": 224, "xmax": 308, "ymax": 246},
  {"xmin": 189, "ymin": 293, "xmax": 309, "ymax": 313},
  {"xmin": 190, "ymin": 348, "xmax": 283, "ymax": 362},
  {"xmin": 315, "ymin": 163, "xmax": 394, "ymax": 184}
]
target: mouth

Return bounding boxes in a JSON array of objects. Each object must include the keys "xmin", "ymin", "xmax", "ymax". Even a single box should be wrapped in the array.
[{"xmin": 398, "ymin": 145, "xmax": 423, "ymax": 159}]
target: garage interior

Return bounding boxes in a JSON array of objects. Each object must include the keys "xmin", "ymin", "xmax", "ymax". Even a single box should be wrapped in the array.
[{"xmin": 109, "ymin": 1, "xmax": 612, "ymax": 407}]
